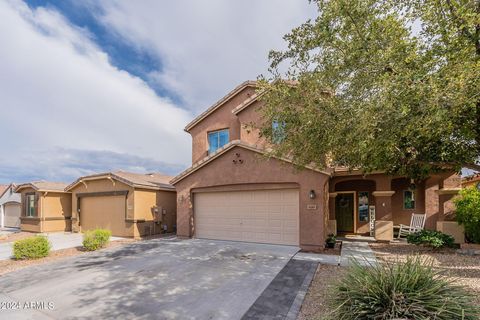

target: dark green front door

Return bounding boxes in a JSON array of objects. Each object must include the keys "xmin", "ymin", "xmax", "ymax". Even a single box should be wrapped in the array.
[{"xmin": 336, "ymin": 193, "xmax": 354, "ymax": 233}]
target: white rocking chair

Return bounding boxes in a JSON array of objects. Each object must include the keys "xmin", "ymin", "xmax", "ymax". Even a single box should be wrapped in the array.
[{"xmin": 395, "ymin": 213, "xmax": 426, "ymax": 239}]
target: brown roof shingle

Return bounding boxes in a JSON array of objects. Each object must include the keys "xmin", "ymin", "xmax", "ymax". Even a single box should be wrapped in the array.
[
  {"xmin": 65, "ymin": 171, "xmax": 175, "ymax": 191},
  {"xmin": 16, "ymin": 181, "xmax": 69, "ymax": 193}
]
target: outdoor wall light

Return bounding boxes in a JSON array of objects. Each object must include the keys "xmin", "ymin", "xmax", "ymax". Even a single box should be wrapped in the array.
[
  {"xmin": 409, "ymin": 178, "xmax": 416, "ymax": 191},
  {"xmin": 309, "ymin": 190, "xmax": 316, "ymax": 199}
]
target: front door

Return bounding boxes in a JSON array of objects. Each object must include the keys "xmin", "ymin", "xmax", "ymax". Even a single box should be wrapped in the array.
[{"xmin": 336, "ymin": 193, "xmax": 354, "ymax": 233}]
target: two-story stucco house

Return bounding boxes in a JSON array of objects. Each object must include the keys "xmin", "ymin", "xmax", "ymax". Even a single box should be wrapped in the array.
[{"xmin": 171, "ymin": 81, "xmax": 461, "ymax": 251}]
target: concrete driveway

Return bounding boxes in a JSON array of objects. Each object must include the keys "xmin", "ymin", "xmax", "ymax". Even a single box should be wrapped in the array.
[
  {"xmin": 0, "ymin": 232, "xmax": 123, "ymax": 260},
  {"xmin": 0, "ymin": 238, "xmax": 298, "ymax": 319}
]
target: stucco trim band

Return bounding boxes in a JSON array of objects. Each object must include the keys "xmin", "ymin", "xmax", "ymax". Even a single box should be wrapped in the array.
[
  {"xmin": 437, "ymin": 188, "xmax": 461, "ymax": 195},
  {"xmin": 76, "ymin": 190, "xmax": 129, "ymax": 198},
  {"xmin": 372, "ymin": 191, "xmax": 395, "ymax": 197}
]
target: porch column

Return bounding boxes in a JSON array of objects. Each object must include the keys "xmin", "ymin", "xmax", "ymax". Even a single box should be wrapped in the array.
[
  {"xmin": 425, "ymin": 177, "xmax": 440, "ymax": 230},
  {"xmin": 327, "ymin": 192, "xmax": 337, "ymax": 235},
  {"xmin": 372, "ymin": 191, "xmax": 395, "ymax": 220},
  {"xmin": 372, "ymin": 190, "xmax": 395, "ymax": 241}
]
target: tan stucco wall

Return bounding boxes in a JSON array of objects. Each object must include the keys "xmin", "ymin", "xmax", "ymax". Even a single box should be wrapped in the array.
[
  {"xmin": 42, "ymin": 193, "xmax": 72, "ymax": 218},
  {"xmin": 188, "ymin": 86, "xmax": 256, "ymax": 163},
  {"xmin": 133, "ymin": 189, "xmax": 177, "ymax": 235},
  {"xmin": 237, "ymin": 100, "xmax": 268, "ymax": 148},
  {"xmin": 174, "ymin": 146, "xmax": 329, "ymax": 251},
  {"xmin": 391, "ymin": 178, "xmax": 426, "ymax": 226},
  {"xmin": 19, "ymin": 188, "xmax": 71, "ymax": 233}
]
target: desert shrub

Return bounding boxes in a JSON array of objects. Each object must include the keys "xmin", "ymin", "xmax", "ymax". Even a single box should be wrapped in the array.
[
  {"xmin": 13, "ymin": 236, "xmax": 51, "ymax": 260},
  {"xmin": 82, "ymin": 229, "xmax": 111, "ymax": 251},
  {"xmin": 406, "ymin": 229, "xmax": 455, "ymax": 249},
  {"xmin": 328, "ymin": 257, "xmax": 478, "ymax": 320},
  {"xmin": 454, "ymin": 187, "xmax": 480, "ymax": 243}
]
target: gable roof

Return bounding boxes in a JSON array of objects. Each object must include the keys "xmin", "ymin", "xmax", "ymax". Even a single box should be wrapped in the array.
[
  {"xmin": 66, "ymin": 171, "xmax": 175, "ymax": 192},
  {"xmin": 184, "ymin": 80, "xmax": 257, "ymax": 132},
  {"xmin": 15, "ymin": 181, "xmax": 69, "ymax": 193},
  {"xmin": 170, "ymin": 140, "xmax": 331, "ymax": 185},
  {"xmin": 231, "ymin": 79, "xmax": 301, "ymax": 115},
  {"xmin": 0, "ymin": 185, "xmax": 9, "ymax": 198}
]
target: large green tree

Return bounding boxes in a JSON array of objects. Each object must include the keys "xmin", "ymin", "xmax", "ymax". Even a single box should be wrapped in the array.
[{"xmin": 258, "ymin": 0, "xmax": 480, "ymax": 179}]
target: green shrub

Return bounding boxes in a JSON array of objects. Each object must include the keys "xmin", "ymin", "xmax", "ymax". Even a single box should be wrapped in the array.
[
  {"xmin": 329, "ymin": 257, "xmax": 478, "ymax": 320},
  {"xmin": 406, "ymin": 229, "xmax": 455, "ymax": 249},
  {"xmin": 13, "ymin": 236, "xmax": 51, "ymax": 260},
  {"xmin": 454, "ymin": 187, "xmax": 480, "ymax": 243},
  {"xmin": 82, "ymin": 229, "xmax": 111, "ymax": 251}
]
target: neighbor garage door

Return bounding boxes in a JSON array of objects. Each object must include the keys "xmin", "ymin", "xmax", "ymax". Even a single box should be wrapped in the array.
[
  {"xmin": 4, "ymin": 203, "xmax": 21, "ymax": 228},
  {"xmin": 80, "ymin": 195, "xmax": 126, "ymax": 236},
  {"xmin": 194, "ymin": 189, "xmax": 299, "ymax": 245}
]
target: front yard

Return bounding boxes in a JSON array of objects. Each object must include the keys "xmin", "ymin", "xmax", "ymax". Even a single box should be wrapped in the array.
[
  {"xmin": 298, "ymin": 241, "xmax": 480, "ymax": 319},
  {"xmin": 371, "ymin": 242, "xmax": 480, "ymax": 306}
]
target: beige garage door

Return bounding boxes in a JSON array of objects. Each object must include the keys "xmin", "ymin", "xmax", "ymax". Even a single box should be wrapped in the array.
[
  {"xmin": 194, "ymin": 189, "xmax": 299, "ymax": 246},
  {"xmin": 4, "ymin": 203, "xmax": 21, "ymax": 228},
  {"xmin": 80, "ymin": 196, "xmax": 126, "ymax": 236}
]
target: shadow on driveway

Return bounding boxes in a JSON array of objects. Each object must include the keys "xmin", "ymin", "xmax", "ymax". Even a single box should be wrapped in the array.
[{"xmin": 0, "ymin": 238, "xmax": 298, "ymax": 320}]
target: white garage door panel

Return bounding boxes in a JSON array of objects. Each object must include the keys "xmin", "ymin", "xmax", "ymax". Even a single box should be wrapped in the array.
[
  {"xmin": 194, "ymin": 189, "xmax": 299, "ymax": 246},
  {"xmin": 4, "ymin": 203, "xmax": 21, "ymax": 228}
]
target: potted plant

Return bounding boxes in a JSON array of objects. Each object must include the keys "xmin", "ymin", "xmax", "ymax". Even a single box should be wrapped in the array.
[{"xmin": 326, "ymin": 234, "xmax": 336, "ymax": 249}]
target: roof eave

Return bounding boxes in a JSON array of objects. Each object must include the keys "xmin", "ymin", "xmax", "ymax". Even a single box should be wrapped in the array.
[
  {"xmin": 184, "ymin": 80, "xmax": 257, "ymax": 132},
  {"xmin": 170, "ymin": 141, "xmax": 331, "ymax": 185}
]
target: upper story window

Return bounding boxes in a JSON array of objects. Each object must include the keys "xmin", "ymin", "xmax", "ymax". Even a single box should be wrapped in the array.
[
  {"xmin": 26, "ymin": 194, "xmax": 36, "ymax": 217},
  {"xmin": 403, "ymin": 190, "xmax": 415, "ymax": 210},
  {"xmin": 272, "ymin": 121, "xmax": 286, "ymax": 144},
  {"xmin": 208, "ymin": 129, "xmax": 229, "ymax": 154}
]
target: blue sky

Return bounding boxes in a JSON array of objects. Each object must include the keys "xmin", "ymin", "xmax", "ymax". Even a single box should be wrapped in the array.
[{"xmin": 0, "ymin": 0, "xmax": 315, "ymax": 184}]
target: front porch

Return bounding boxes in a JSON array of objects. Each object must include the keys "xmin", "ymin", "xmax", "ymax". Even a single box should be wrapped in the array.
[{"xmin": 326, "ymin": 172, "xmax": 461, "ymax": 241}]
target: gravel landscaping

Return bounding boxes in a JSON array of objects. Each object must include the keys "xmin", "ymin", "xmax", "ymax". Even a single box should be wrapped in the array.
[
  {"xmin": 297, "ymin": 264, "xmax": 344, "ymax": 320},
  {"xmin": 297, "ymin": 241, "xmax": 480, "ymax": 319},
  {"xmin": 0, "ymin": 238, "xmax": 134, "ymax": 276},
  {"xmin": 370, "ymin": 242, "xmax": 480, "ymax": 305},
  {"xmin": 0, "ymin": 231, "xmax": 35, "ymax": 243}
]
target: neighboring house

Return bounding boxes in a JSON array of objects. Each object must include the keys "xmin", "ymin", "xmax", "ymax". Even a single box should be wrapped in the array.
[
  {"xmin": 15, "ymin": 182, "xmax": 72, "ymax": 233},
  {"xmin": 171, "ymin": 81, "xmax": 462, "ymax": 251},
  {"xmin": 66, "ymin": 171, "xmax": 176, "ymax": 238},
  {"xmin": 461, "ymin": 174, "xmax": 480, "ymax": 189},
  {"xmin": 0, "ymin": 184, "xmax": 21, "ymax": 228}
]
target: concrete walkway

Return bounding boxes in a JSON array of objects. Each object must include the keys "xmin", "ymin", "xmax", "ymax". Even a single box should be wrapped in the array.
[
  {"xmin": 340, "ymin": 241, "xmax": 377, "ymax": 267},
  {"xmin": 292, "ymin": 240, "xmax": 377, "ymax": 267},
  {"xmin": 293, "ymin": 252, "xmax": 340, "ymax": 265},
  {"xmin": 0, "ymin": 232, "xmax": 123, "ymax": 260}
]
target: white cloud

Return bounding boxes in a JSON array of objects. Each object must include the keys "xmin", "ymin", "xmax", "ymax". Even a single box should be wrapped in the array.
[
  {"xmin": 92, "ymin": 0, "xmax": 316, "ymax": 112},
  {"xmin": 0, "ymin": 0, "xmax": 192, "ymax": 183}
]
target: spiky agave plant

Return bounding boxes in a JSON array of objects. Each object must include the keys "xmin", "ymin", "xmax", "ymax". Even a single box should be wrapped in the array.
[{"xmin": 327, "ymin": 256, "xmax": 478, "ymax": 319}]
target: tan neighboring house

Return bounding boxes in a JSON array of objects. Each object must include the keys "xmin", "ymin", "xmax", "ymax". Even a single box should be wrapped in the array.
[
  {"xmin": 171, "ymin": 81, "xmax": 462, "ymax": 251},
  {"xmin": 66, "ymin": 171, "xmax": 176, "ymax": 238},
  {"xmin": 15, "ymin": 181, "xmax": 72, "ymax": 233}
]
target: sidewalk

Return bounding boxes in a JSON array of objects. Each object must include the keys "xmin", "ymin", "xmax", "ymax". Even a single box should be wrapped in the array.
[
  {"xmin": 292, "ymin": 240, "xmax": 377, "ymax": 267},
  {"xmin": 340, "ymin": 241, "xmax": 377, "ymax": 266}
]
